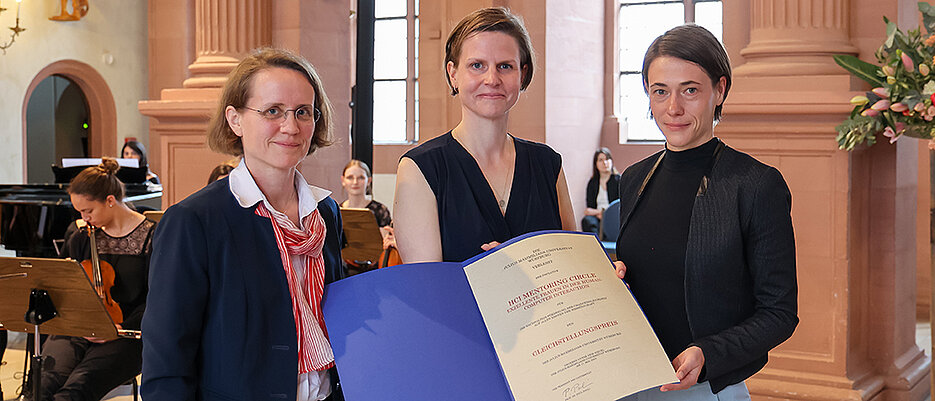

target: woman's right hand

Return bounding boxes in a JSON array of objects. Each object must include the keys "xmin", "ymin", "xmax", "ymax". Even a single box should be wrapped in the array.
[{"xmin": 614, "ymin": 261, "xmax": 627, "ymax": 279}]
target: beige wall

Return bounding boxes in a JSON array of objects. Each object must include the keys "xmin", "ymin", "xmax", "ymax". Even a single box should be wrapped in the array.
[{"xmin": 0, "ymin": 0, "xmax": 148, "ymax": 183}]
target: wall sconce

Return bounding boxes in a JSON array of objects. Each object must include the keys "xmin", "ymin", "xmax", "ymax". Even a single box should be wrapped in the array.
[{"xmin": 0, "ymin": 0, "xmax": 25, "ymax": 55}]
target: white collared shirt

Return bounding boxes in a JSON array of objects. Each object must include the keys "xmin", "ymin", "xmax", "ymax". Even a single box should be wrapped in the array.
[{"xmin": 228, "ymin": 158, "xmax": 333, "ymax": 401}]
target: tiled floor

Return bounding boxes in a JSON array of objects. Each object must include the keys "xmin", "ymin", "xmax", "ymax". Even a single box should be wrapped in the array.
[{"xmin": 1, "ymin": 324, "xmax": 934, "ymax": 400}]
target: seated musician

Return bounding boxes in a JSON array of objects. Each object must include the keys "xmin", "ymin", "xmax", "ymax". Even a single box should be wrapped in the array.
[
  {"xmin": 340, "ymin": 160, "xmax": 395, "ymax": 251},
  {"xmin": 31, "ymin": 157, "xmax": 156, "ymax": 401}
]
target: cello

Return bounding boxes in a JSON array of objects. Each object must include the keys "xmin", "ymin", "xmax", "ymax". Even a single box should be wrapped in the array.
[{"xmin": 77, "ymin": 220, "xmax": 123, "ymax": 324}]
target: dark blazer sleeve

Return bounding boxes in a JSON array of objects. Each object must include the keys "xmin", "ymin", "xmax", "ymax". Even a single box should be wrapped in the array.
[
  {"xmin": 607, "ymin": 174, "xmax": 620, "ymax": 203},
  {"xmin": 585, "ymin": 177, "xmax": 599, "ymax": 209},
  {"xmin": 141, "ymin": 204, "xmax": 210, "ymax": 401},
  {"xmin": 692, "ymin": 166, "xmax": 798, "ymax": 382}
]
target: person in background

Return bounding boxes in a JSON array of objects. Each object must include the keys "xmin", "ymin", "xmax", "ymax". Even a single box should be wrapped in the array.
[
  {"xmin": 340, "ymin": 160, "xmax": 394, "ymax": 249},
  {"xmin": 207, "ymin": 158, "xmax": 240, "ymax": 185},
  {"xmin": 142, "ymin": 48, "xmax": 345, "ymax": 401},
  {"xmin": 581, "ymin": 147, "xmax": 620, "ymax": 239},
  {"xmin": 394, "ymin": 7, "xmax": 576, "ymax": 263},
  {"xmin": 615, "ymin": 24, "xmax": 797, "ymax": 399},
  {"xmin": 36, "ymin": 157, "xmax": 155, "ymax": 401},
  {"xmin": 121, "ymin": 140, "xmax": 160, "ymax": 185}
]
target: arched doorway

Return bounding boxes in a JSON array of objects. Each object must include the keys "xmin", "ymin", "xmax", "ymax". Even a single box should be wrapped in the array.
[
  {"xmin": 22, "ymin": 60, "xmax": 117, "ymax": 182},
  {"xmin": 24, "ymin": 75, "xmax": 90, "ymax": 183}
]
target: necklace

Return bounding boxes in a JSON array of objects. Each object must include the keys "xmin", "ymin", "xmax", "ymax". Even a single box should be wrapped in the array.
[{"xmin": 494, "ymin": 143, "xmax": 515, "ymax": 214}]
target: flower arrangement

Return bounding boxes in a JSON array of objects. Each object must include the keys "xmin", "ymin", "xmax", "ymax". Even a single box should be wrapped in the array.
[{"xmin": 834, "ymin": 2, "xmax": 935, "ymax": 151}]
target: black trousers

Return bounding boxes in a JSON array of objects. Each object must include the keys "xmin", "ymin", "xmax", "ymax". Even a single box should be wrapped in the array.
[{"xmin": 38, "ymin": 335, "xmax": 141, "ymax": 401}]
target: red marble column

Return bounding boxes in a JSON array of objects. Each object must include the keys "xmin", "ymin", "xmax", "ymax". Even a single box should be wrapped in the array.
[
  {"xmin": 140, "ymin": 0, "xmax": 271, "ymax": 208},
  {"xmin": 722, "ymin": 0, "xmax": 931, "ymax": 399}
]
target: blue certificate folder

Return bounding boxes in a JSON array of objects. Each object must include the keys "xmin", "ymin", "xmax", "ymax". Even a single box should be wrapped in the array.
[
  {"xmin": 321, "ymin": 230, "xmax": 596, "ymax": 401},
  {"xmin": 321, "ymin": 261, "xmax": 513, "ymax": 401}
]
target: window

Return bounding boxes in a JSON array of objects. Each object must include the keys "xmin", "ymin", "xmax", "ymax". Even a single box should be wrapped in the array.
[
  {"xmin": 373, "ymin": 0, "xmax": 419, "ymax": 143},
  {"xmin": 617, "ymin": 0, "xmax": 722, "ymax": 142}
]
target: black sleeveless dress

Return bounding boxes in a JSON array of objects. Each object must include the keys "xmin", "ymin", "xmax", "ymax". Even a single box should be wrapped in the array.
[{"xmin": 403, "ymin": 132, "xmax": 563, "ymax": 262}]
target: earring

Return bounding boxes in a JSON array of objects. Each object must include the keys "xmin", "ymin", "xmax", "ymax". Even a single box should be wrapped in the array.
[{"xmin": 108, "ymin": 204, "xmax": 113, "ymax": 208}]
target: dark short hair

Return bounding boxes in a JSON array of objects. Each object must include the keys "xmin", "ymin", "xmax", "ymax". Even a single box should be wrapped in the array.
[
  {"xmin": 207, "ymin": 47, "xmax": 334, "ymax": 156},
  {"xmin": 68, "ymin": 157, "xmax": 125, "ymax": 202},
  {"xmin": 207, "ymin": 160, "xmax": 238, "ymax": 185},
  {"xmin": 641, "ymin": 24, "xmax": 731, "ymax": 121},
  {"xmin": 445, "ymin": 7, "xmax": 535, "ymax": 95},
  {"xmin": 590, "ymin": 147, "xmax": 614, "ymax": 180},
  {"xmin": 122, "ymin": 140, "xmax": 148, "ymax": 168}
]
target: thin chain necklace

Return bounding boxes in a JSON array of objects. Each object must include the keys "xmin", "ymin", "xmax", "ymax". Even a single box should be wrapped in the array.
[{"xmin": 493, "ymin": 137, "xmax": 515, "ymax": 214}]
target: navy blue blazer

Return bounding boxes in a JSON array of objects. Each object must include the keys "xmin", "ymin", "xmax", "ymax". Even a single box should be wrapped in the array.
[
  {"xmin": 141, "ymin": 178, "xmax": 346, "ymax": 401},
  {"xmin": 617, "ymin": 143, "xmax": 798, "ymax": 393}
]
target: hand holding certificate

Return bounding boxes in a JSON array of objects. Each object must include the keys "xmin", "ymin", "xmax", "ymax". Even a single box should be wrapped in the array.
[{"xmin": 322, "ymin": 231, "xmax": 676, "ymax": 401}]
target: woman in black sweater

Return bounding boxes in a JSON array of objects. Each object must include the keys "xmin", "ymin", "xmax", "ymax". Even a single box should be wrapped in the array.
[
  {"xmin": 581, "ymin": 148, "xmax": 619, "ymax": 239},
  {"xmin": 615, "ymin": 25, "xmax": 797, "ymax": 400}
]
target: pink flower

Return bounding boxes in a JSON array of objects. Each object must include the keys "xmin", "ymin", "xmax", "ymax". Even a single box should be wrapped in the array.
[
  {"xmin": 871, "ymin": 99, "xmax": 892, "ymax": 110},
  {"xmin": 929, "ymin": 139, "xmax": 935, "ymax": 150},
  {"xmin": 915, "ymin": 102, "xmax": 927, "ymax": 112},
  {"xmin": 862, "ymin": 108, "xmax": 881, "ymax": 117},
  {"xmin": 902, "ymin": 52, "xmax": 915, "ymax": 71},
  {"xmin": 883, "ymin": 65, "xmax": 897, "ymax": 76},
  {"xmin": 895, "ymin": 122, "xmax": 906, "ymax": 132},
  {"xmin": 890, "ymin": 102, "xmax": 908, "ymax": 112},
  {"xmin": 883, "ymin": 126, "xmax": 899, "ymax": 143},
  {"xmin": 872, "ymin": 87, "xmax": 890, "ymax": 97}
]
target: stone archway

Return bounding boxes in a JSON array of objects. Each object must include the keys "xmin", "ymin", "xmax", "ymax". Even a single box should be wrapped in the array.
[{"xmin": 22, "ymin": 60, "xmax": 117, "ymax": 180}]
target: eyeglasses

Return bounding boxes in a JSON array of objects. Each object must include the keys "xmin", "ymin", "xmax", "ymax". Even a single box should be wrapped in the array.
[{"xmin": 242, "ymin": 105, "xmax": 321, "ymax": 124}]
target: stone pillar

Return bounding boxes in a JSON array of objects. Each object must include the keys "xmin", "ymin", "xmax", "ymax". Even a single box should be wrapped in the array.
[
  {"xmin": 184, "ymin": 0, "xmax": 271, "ymax": 88},
  {"xmin": 734, "ymin": 0, "xmax": 858, "ymax": 77},
  {"xmin": 140, "ymin": 0, "xmax": 272, "ymax": 208},
  {"xmin": 720, "ymin": 0, "xmax": 931, "ymax": 400}
]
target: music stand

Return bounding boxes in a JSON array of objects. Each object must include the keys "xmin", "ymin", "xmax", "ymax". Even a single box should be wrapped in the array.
[
  {"xmin": 0, "ymin": 257, "xmax": 118, "ymax": 400},
  {"xmin": 143, "ymin": 210, "xmax": 164, "ymax": 223},
  {"xmin": 340, "ymin": 208, "xmax": 384, "ymax": 273}
]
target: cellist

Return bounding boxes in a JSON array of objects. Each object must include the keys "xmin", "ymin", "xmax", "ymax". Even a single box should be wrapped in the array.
[{"xmin": 31, "ymin": 157, "xmax": 156, "ymax": 401}]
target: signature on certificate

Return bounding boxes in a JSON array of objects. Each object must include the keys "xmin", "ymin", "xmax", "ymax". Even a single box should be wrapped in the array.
[{"xmin": 562, "ymin": 379, "xmax": 593, "ymax": 400}]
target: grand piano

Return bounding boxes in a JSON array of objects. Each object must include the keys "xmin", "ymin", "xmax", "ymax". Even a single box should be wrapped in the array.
[{"xmin": 0, "ymin": 166, "xmax": 162, "ymax": 258}]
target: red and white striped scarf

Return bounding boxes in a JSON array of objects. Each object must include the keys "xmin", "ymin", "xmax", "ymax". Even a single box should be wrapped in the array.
[{"xmin": 255, "ymin": 202, "xmax": 334, "ymax": 373}]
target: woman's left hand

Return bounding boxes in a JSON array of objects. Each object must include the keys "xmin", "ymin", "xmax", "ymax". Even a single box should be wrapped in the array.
[
  {"xmin": 660, "ymin": 346, "xmax": 705, "ymax": 392},
  {"xmin": 481, "ymin": 241, "xmax": 501, "ymax": 251}
]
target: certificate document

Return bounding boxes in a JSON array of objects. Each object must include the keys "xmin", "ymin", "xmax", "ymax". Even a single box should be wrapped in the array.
[
  {"xmin": 464, "ymin": 232, "xmax": 675, "ymax": 400},
  {"xmin": 322, "ymin": 231, "xmax": 676, "ymax": 401}
]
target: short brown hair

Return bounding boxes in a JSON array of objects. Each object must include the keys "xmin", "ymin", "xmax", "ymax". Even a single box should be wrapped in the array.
[
  {"xmin": 445, "ymin": 7, "xmax": 535, "ymax": 95},
  {"xmin": 68, "ymin": 157, "xmax": 125, "ymax": 201},
  {"xmin": 642, "ymin": 24, "xmax": 731, "ymax": 121},
  {"xmin": 207, "ymin": 47, "xmax": 335, "ymax": 156}
]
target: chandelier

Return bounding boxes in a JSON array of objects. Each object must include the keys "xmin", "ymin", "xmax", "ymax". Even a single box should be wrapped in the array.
[{"xmin": 0, "ymin": 0, "xmax": 24, "ymax": 55}]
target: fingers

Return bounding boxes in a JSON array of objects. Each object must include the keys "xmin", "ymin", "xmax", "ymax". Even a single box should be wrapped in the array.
[
  {"xmin": 659, "ymin": 346, "xmax": 704, "ymax": 392},
  {"xmin": 613, "ymin": 261, "xmax": 627, "ymax": 279},
  {"xmin": 480, "ymin": 241, "xmax": 501, "ymax": 251}
]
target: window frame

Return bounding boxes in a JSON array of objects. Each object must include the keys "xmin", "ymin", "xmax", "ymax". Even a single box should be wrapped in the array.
[
  {"xmin": 373, "ymin": 0, "xmax": 419, "ymax": 144},
  {"xmin": 615, "ymin": 0, "xmax": 722, "ymax": 143}
]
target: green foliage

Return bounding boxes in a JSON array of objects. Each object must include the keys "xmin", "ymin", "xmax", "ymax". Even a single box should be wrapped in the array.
[{"xmin": 833, "ymin": 2, "xmax": 935, "ymax": 151}]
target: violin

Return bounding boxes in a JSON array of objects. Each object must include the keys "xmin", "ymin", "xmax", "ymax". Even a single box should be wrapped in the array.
[{"xmin": 77, "ymin": 220, "xmax": 123, "ymax": 324}]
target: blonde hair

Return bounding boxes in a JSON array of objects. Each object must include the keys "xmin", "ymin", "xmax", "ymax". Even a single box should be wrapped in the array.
[{"xmin": 207, "ymin": 47, "xmax": 335, "ymax": 156}]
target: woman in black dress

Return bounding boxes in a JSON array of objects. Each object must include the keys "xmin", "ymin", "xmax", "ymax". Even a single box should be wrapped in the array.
[
  {"xmin": 38, "ymin": 157, "xmax": 155, "ymax": 400},
  {"xmin": 394, "ymin": 7, "xmax": 576, "ymax": 263}
]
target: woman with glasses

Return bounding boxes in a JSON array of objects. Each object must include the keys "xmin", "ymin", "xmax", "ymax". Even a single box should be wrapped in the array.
[
  {"xmin": 394, "ymin": 7, "xmax": 576, "ymax": 263},
  {"xmin": 614, "ymin": 25, "xmax": 797, "ymax": 399},
  {"xmin": 142, "ymin": 48, "xmax": 346, "ymax": 401}
]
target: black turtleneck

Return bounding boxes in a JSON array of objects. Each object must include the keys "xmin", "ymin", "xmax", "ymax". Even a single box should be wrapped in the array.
[{"xmin": 617, "ymin": 137, "xmax": 719, "ymax": 361}]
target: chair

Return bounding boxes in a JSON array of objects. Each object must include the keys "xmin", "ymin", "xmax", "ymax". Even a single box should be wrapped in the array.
[{"xmin": 599, "ymin": 199, "xmax": 621, "ymax": 258}]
